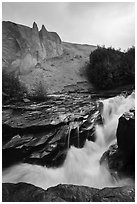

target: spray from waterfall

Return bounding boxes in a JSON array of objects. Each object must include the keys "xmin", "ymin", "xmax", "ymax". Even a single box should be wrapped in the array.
[{"xmin": 2, "ymin": 92, "xmax": 135, "ymax": 190}]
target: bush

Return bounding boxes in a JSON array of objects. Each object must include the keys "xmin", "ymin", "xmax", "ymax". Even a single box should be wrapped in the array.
[
  {"xmin": 29, "ymin": 81, "xmax": 47, "ymax": 102},
  {"xmin": 2, "ymin": 71, "xmax": 26, "ymax": 99},
  {"xmin": 87, "ymin": 46, "xmax": 135, "ymax": 90},
  {"xmin": 120, "ymin": 47, "xmax": 135, "ymax": 84}
]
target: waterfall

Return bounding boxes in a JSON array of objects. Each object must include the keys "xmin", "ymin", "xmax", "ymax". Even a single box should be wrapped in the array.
[{"xmin": 2, "ymin": 92, "xmax": 135, "ymax": 190}]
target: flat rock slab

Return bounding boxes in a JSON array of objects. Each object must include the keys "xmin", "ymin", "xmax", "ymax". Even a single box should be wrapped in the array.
[{"xmin": 2, "ymin": 94, "xmax": 95, "ymax": 128}]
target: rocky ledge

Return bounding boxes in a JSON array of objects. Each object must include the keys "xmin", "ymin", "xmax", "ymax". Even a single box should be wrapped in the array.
[
  {"xmin": 2, "ymin": 182, "xmax": 135, "ymax": 202},
  {"xmin": 3, "ymin": 93, "xmax": 102, "ymax": 168}
]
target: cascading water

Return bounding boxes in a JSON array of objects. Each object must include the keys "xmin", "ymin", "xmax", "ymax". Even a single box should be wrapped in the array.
[{"xmin": 2, "ymin": 92, "xmax": 135, "ymax": 190}]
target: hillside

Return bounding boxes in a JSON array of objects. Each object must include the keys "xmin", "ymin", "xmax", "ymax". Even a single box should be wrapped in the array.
[{"xmin": 2, "ymin": 21, "xmax": 96, "ymax": 95}]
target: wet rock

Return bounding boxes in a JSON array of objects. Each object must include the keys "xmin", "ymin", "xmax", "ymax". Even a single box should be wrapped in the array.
[
  {"xmin": 70, "ymin": 127, "xmax": 89, "ymax": 148},
  {"xmin": 45, "ymin": 184, "xmax": 99, "ymax": 202},
  {"xmin": 3, "ymin": 124, "xmax": 21, "ymax": 144},
  {"xmin": 100, "ymin": 144, "xmax": 124, "ymax": 180},
  {"xmin": 2, "ymin": 183, "xmax": 49, "ymax": 202},
  {"xmin": 2, "ymin": 182, "xmax": 135, "ymax": 202},
  {"xmin": 117, "ymin": 115, "xmax": 135, "ymax": 161},
  {"xmin": 2, "ymin": 125, "xmax": 67, "ymax": 168},
  {"xmin": 100, "ymin": 111, "xmax": 135, "ymax": 179},
  {"xmin": 2, "ymin": 123, "xmax": 61, "ymax": 147},
  {"xmin": 116, "ymin": 113, "xmax": 135, "ymax": 178},
  {"xmin": 23, "ymin": 98, "xmax": 30, "ymax": 103},
  {"xmin": 92, "ymin": 186, "xmax": 135, "ymax": 202},
  {"xmin": 2, "ymin": 93, "xmax": 103, "ymax": 168}
]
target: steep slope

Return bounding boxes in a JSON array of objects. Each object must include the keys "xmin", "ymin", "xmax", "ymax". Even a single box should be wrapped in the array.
[
  {"xmin": 2, "ymin": 21, "xmax": 62, "ymax": 73},
  {"xmin": 2, "ymin": 21, "xmax": 96, "ymax": 95}
]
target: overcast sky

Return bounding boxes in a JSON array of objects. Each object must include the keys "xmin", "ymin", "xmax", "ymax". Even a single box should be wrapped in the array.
[{"xmin": 2, "ymin": 2, "xmax": 135, "ymax": 50}]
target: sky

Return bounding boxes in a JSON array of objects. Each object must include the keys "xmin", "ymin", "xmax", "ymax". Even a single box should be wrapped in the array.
[{"xmin": 2, "ymin": 2, "xmax": 135, "ymax": 50}]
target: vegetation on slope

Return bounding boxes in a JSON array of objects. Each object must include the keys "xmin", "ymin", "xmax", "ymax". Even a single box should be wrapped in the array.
[
  {"xmin": 2, "ymin": 71, "xmax": 47, "ymax": 103},
  {"xmin": 2, "ymin": 71, "xmax": 26, "ymax": 100},
  {"xmin": 87, "ymin": 46, "xmax": 135, "ymax": 90},
  {"xmin": 29, "ymin": 81, "xmax": 48, "ymax": 102}
]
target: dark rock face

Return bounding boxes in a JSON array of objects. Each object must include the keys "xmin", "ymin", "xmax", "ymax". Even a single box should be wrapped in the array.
[
  {"xmin": 2, "ymin": 183, "xmax": 48, "ymax": 202},
  {"xmin": 117, "ymin": 115, "xmax": 135, "ymax": 161},
  {"xmin": 92, "ymin": 186, "xmax": 135, "ymax": 202},
  {"xmin": 100, "ymin": 111, "xmax": 135, "ymax": 179},
  {"xmin": 45, "ymin": 184, "xmax": 99, "ymax": 202},
  {"xmin": 2, "ymin": 183, "xmax": 135, "ymax": 202}
]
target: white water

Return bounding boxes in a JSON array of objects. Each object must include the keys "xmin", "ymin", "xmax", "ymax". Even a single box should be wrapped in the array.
[{"xmin": 2, "ymin": 92, "xmax": 135, "ymax": 190}]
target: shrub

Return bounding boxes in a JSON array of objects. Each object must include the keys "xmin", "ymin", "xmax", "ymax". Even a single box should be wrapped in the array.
[
  {"xmin": 2, "ymin": 71, "xmax": 26, "ymax": 99},
  {"xmin": 87, "ymin": 46, "xmax": 135, "ymax": 90},
  {"xmin": 121, "ymin": 47, "xmax": 135, "ymax": 84},
  {"xmin": 29, "ymin": 81, "xmax": 47, "ymax": 102}
]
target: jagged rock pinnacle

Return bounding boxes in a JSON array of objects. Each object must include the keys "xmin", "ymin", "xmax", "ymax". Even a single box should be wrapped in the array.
[
  {"xmin": 40, "ymin": 24, "xmax": 48, "ymax": 34},
  {"xmin": 33, "ymin": 22, "xmax": 38, "ymax": 31},
  {"xmin": 42, "ymin": 25, "xmax": 47, "ymax": 31}
]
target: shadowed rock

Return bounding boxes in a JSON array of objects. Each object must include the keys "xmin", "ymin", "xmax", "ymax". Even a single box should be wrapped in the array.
[
  {"xmin": 2, "ymin": 182, "xmax": 135, "ymax": 202},
  {"xmin": 92, "ymin": 186, "xmax": 135, "ymax": 202},
  {"xmin": 2, "ymin": 95, "xmax": 102, "ymax": 168},
  {"xmin": 100, "ymin": 110, "xmax": 135, "ymax": 179}
]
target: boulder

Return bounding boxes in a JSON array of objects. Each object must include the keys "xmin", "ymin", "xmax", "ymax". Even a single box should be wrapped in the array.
[
  {"xmin": 2, "ymin": 182, "xmax": 135, "ymax": 202},
  {"xmin": 92, "ymin": 186, "xmax": 135, "ymax": 202},
  {"xmin": 2, "ymin": 183, "xmax": 49, "ymax": 202},
  {"xmin": 117, "ymin": 114, "xmax": 135, "ymax": 161},
  {"xmin": 45, "ymin": 184, "xmax": 99, "ymax": 202},
  {"xmin": 100, "ymin": 111, "xmax": 135, "ymax": 179}
]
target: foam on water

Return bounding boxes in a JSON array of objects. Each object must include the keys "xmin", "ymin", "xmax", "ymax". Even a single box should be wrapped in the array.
[{"xmin": 2, "ymin": 92, "xmax": 135, "ymax": 189}]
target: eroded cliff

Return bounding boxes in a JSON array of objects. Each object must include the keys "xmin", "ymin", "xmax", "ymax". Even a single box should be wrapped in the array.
[{"xmin": 2, "ymin": 21, "xmax": 96, "ymax": 96}]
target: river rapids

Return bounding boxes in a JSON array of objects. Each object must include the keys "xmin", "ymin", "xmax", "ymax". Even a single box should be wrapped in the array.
[{"xmin": 2, "ymin": 92, "xmax": 135, "ymax": 190}]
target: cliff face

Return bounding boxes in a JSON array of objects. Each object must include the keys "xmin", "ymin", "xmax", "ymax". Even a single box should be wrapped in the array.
[
  {"xmin": 2, "ymin": 21, "xmax": 63, "ymax": 74},
  {"xmin": 2, "ymin": 21, "xmax": 96, "ymax": 95}
]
